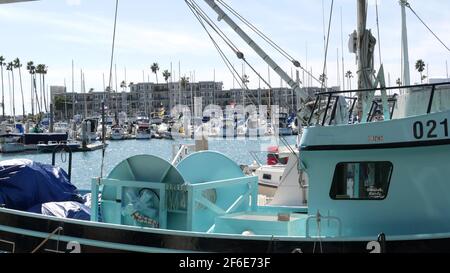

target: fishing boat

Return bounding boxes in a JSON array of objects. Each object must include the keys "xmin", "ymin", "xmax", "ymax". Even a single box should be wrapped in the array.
[
  {"xmin": 2, "ymin": 78, "xmax": 450, "ymax": 253},
  {"xmin": 2, "ymin": 0, "xmax": 450, "ymax": 254}
]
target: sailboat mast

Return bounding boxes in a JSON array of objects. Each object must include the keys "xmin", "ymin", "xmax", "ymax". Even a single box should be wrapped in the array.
[
  {"xmin": 400, "ymin": 0, "xmax": 411, "ymax": 86},
  {"xmin": 356, "ymin": 0, "xmax": 367, "ymax": 90}
]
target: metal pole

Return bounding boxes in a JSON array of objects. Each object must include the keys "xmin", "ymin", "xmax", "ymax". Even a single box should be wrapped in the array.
[
  {"xmin": 357, "ymin": 0, "xmax": 367, "ymax": 90},
  {"xmin": 400, "ymin": 0, "xmax": 411, "ymax": 86}
]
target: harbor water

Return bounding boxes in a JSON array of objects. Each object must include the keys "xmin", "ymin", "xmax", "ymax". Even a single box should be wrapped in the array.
[{"xmin": 0, "ymin": 136, "xmax": 297, "ymax": 190}]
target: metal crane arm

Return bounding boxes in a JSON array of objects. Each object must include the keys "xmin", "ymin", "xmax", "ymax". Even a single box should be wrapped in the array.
[{"xmin": 203, "ymin": 0, "xmax": 310, "ymax": 104}]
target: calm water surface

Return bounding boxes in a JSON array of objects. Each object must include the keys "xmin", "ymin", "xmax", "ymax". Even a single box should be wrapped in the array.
[{"xmin": 0, "ymin": 136, "xmax": 297, "ymax": 189}]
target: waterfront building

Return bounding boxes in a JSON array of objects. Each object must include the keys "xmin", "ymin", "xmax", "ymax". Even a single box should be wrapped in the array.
[{"xmin": 51, "ymin": 81, "xmax": 320, "ymax": 120}]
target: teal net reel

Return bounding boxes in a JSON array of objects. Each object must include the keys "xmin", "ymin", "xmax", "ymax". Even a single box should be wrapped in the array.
[
  {"xmin": 176, "ymin": 151, "xmax": 258, "ymax": 232},
  {"xmin": 98, "ymin": 155, "xmax": 185, "ymax": 229},
  {"xmin": 92, "ymin": 152, "xmax": 258, "ymax": 232}
]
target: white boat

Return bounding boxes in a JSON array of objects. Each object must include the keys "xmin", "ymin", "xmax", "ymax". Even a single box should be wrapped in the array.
[
  {"xmin": 53, "ymin": 122, "xmax": 70, "ymax": 134},
  {"xmin": 249, "ymin": 146, "xmax": 299, "ymax": 198},
  {"xmin": 110, "ymin": 126, "xmax": 125, "ymax": 140},
  {"xmin": 0, "ymin": 132, "xmax": 24, "ymax": 153},
  {"xmin": 135, "ymin": 124, "xmax": 151, "ymax": 140}
]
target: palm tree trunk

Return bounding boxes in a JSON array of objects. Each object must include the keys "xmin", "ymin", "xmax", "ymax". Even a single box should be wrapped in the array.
[
  {"xmin": 18, "ymin": 67, "xmax": 25, "ymax": 118},
  {"xmin": 33, "ymin": 75, "xmax": 41, "ymax": 114}
]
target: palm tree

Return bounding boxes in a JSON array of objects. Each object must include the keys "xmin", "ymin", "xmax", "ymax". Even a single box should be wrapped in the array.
[
  {"xmin": 13, "ymin": 58, "xmax": 25, "ymax": 118},
  {"xmin": 27, "ymin": 61, "xmax": 40, "ymax": 116},
  {"xmin": 6, "ymin": 62, "xmax": 15, "ymax": 119},
  {"xmin": 415, "ymin": 59, "xmax": 426, "ymax": 83},
  {"xmin": 0, "ymin": 56, "xmax": 6, "ymax": 119},
  {"xmin": 345, "ymin": 71, "xmax": 354, "ymax": 89},
  {"xmin": 36, "ymin": 64, "xmax": 48, "ymax": 112},
  {"xmin": 151, "ymin": 63, "xmax": 160, "ymax": 84},
  {"xmin": 180, "ymin": 76, "xmax": 189, "ymax": 106},
  {"xmin": 120, "ymin": 80, "xmax": 127, "ymax": 92},
  {"xmin": 42, "ymin": 65, "xmax": 48, "ymax": 112},
  {"xmin": 162, "ymin": 70, "xmax": 171, "ymax": 83},
  {"xmin": 180, "ymin": 76, "xmax": 189, "ymax": 90}
]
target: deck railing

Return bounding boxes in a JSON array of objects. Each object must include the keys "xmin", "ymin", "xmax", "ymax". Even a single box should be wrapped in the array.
[{"xmin": 308, "ymin": 82, "xmax": 450, "ymax": 126}]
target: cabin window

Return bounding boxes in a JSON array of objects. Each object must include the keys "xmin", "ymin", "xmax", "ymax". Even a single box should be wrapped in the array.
[
  {"xmin": 263, "ymin": 174, "xmax": 272, "ymax": 180},
  {"xmin": 330, "ymin": 162, "xmax": 393, "ymax": 200}
]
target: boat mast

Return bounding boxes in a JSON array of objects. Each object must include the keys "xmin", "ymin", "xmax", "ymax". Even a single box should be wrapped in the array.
[
  {"xmin": 355, "ymin": 0, "xmax": 377, "ymax": 119},
  {"xmin": 400, "ymin": 0, "xmax": 411, "ymax": 86},
  {"xmin": 356, "ymin": 0, "xmax": 368, "ymax": 90}
]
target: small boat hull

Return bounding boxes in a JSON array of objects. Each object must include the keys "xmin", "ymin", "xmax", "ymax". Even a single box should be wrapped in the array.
[{"xmin": 0, "ymin": 143, "xmax": 25, "ymax": 153}]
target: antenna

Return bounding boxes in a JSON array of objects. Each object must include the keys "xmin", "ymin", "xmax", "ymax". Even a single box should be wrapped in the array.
[
  {"xmin": 340, "ymin": 6, "xmax": 345, "ymax": 90},
  {"xmin": 337, "ymin": 48, "xmax": 340, "ymax": 88}
]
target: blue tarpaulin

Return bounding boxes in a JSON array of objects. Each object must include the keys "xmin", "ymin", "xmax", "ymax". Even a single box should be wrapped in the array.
[
  {"xmin": 0, "ymin": 159, "xmax": 81, "ymax": 211},
  {"xmin": 28, "ymin": 201, "xmax": 91, "ymax": 221}
]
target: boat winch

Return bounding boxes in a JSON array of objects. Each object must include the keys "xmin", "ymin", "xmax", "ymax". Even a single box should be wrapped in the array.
[{"xmin": 91, "ymin": 151, "xmax": 258, "ymax": 232}]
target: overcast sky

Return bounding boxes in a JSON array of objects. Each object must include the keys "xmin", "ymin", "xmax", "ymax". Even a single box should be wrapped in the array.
[{"xmin": 0, "ymin": 0, "xmax": 450, "ymax": 115}]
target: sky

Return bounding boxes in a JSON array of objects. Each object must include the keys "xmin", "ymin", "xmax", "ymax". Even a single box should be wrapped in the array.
[{"xmin": 0, "ymin": 0, "xmax": 450, "ymax": 115}]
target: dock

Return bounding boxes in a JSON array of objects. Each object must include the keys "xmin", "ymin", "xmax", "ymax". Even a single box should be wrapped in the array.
[{"xmin": 76, "ymin": 143, "xmax": 108, "ymax": 152}]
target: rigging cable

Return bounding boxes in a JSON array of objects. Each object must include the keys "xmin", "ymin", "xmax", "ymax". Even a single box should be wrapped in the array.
[
  {"xmin": 187, "ymin": 0, "xmax": 294, "ymax": 148},
  {"xmin": 405, "ymin": 2, "xmax": 450, "ymax": 53},
  {"xmin": 186, "ymin": 0, "xmax": 265, "ymax": 104},
  {"xmin": 215, "ymin": 0, "xmax": 321, "ymax": 85},
  {"xmin": 187, "ymin": 0, "xmax": 241, "ymax": 57},
  {"xmin": 185, "ymin": 0, "xmax": 247, "ymax": 91},
  {"xmin": 216, "ymin": 0, "xmax": 296, "ymax": 63},
  {"xmin": 187, "ymin": 0, "xmax": 301, "ymax": 135},
  {"xmin": 101, "ymin": 0, "xmax": 119, "ymax": 179},
  {"xmin": 321, "ymin": 0, "xmax": 335, "ymax": 89}
]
